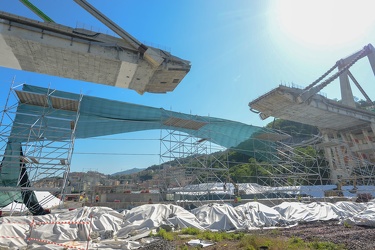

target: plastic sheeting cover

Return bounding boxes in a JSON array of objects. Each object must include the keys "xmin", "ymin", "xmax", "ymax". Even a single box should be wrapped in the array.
[{"xmin": 2, "ymin": 201, "xmax": 375, "ymax": 249}]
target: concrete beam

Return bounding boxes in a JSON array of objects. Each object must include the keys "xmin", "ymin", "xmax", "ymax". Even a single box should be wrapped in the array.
[
  {"xmin": 0, "ymin": 12, "xmax": 191, "ymax": 94},
  {"xmin": 249, "ymin": 86, "xmax": 375, "ymax": 131}
]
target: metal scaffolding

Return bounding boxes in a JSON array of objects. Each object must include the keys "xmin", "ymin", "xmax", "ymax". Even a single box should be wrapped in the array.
[
  {"xmin": 157, "ymin": 111, "xmax": 332, "ymax": 206},
  {"xmin": 0, "ymin": 80, "xmax": 81, "ymax": 215},
  {"xmin": 318, "ymin": 132, "xmax": 375, "ymax": 186},
  {"xmin": 159, "ymin": 113, "xmax": 231, "ymax": 204}
]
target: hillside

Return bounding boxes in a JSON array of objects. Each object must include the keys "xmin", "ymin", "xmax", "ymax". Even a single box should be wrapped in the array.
[{"xmin": 112, "ymin": 168, "xmax": 145, "ymax": 176}]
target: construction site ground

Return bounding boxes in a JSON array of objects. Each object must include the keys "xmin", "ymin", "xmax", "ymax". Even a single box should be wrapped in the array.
[{"xmin": 146, "ymin": 220, "xmax": 375, "ymax": 250}]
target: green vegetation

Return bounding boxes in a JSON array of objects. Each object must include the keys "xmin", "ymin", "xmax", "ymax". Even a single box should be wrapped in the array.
[
  {"xmin": 226, "ymin": 119, "xmax": 331, "ymax": 185},
  {"xmin": 152, "ymin": 228, "xmax": 175, "ymax": 241},
  {"xmin": 150, "ymin": 227, "xmax": 345, "ymax": 250},
  {"xmin": 266, "ymin": 119, "xmax": 319, "ymax": 137},
  {"xmin": 343, "ymin": 221, "xmax": 352, "ymax": 228},
  {"xmin": 138, "ymin": 172, "xmax": 153, "ymax": 182},
  {"xmin": 237, "ymin": 235, "xmax": 343, "ymax": 250},
  {"xmin": 180, "ymin": 227, "xmax": 201, "ymax": 235},
  {"xmin": 307, "ymin": 240, "xmax": 344, "ymax": 250}
]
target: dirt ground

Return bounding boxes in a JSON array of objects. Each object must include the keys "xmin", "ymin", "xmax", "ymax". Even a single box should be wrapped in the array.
[
  {"xmin": 271, "ymin": 220, "xmax": 375, "ymax": 250},
  {"xmin": 141, "ymin": 220, "xmax": 375, "ymax": 250}
]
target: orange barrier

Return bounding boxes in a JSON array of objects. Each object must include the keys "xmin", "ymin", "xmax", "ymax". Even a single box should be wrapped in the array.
[
  {"xmin": 33, "ymin": 221, "xmax": 90, "ymax": 225},
  {"xmin": 2, "ymin": 220, "xmax": 89, "ymax": 225},
  {"xmin": 28, "ymin": 237, "xmax": 86, "ymax": 250},
  {"xmin": 0, "ymin": 235, "xmax": 24, "ymax": 239}
]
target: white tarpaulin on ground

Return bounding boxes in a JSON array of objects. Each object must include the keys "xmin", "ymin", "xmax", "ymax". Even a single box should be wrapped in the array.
[
  {"xmin": 273, "ymin": 202, "xmax": 343, "ymax": 222},
  {"xmin": 1, "ymin": 191, "xmax": 61, "ymax": 212},
  {"xmin": 170, "ymin": 183, "xmax": 375, "ymax": 198},
  {"xmin": 235, "ymin": 202, "xmax": 283, "ymax": 228},
  {"xmin": 117, "ymin": 204, "xmax": 203, "ymax": 238},
  {"xmin": 2, "ymin": 201, "xmax": 375, "ymax": 249},
  {"xmin": 333, "ymin": 201, "xmax": 367, "ymax": 217},
  {"xmin": 191, "ymin": 203, "xmax": 243, "ymax": 230},
  {"xmin": 344, "ymin": 202, "xmax": 375, "ymax": 227}
]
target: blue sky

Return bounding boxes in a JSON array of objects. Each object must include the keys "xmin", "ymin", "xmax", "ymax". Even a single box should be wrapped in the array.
[{"xmin": 1, "ymin": 0, "xmax": 375, "ymax": 174}]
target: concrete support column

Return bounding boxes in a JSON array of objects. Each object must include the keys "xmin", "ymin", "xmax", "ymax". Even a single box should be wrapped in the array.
[
  {"xmin": 321, "ymin": 131, "xmax": 337, "ymax": 182},
  {"xmin": 330, "ymin": 146, "xmax": 341, "ymax": 169},
  {"xmin": 348, "ymin": 133, "xmax": 360, "ymax": 152},
  {"xmin": 362, "ymin": 129, "xmax": 374, "ymax": 156},
  {"xmin": 370, "ymin": 122, "xmax": 375, "ymax": 135},
  {"xmin": 348, "ymin": 132, "xmax": 366, "ymax": 168},
  {"xmin": 358, "ymin": 129, "xmax": 374, "ymax": 169},
  {"xmin": 333, "ymin": 133, "xmax": 345, "ymax": 168},
  {"xmin": 339, "ymin": 132, "xmax": 351, "ymax": 166},
  {"xmin": 338, "ymin": 62, "xmax": 356, "ymax": 108},
  {"xmin": 362, "ymin": 129, "xmax": 372, "ymax": 143},
  {"xmin": 367, "ymin": 122, "xmax": 375, "ymax": 162}
]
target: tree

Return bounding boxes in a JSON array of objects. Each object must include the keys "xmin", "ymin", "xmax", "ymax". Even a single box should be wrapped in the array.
[
  {"xmin": 138, "ymin": 172, "xmax": 153, "ymax": 182},
  {"xmin": 266, "ymin": 119, "xmax": 319, "ymax": 137},
  {"xmin": 229, "ymin": 158, "xmax": 271, "ymax": 184},
  {"xmin": 293, "ymin": 146, "xmax": 330, "ymax": 185}
]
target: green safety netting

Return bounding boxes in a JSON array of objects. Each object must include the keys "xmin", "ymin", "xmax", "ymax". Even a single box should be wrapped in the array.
[
  {"xmin": 13, "ymin": 85, "xmax": 272, "ymax": 147},
  {"xmin": 1, "ymin": 84, "xmax": 284, "ymax": 213}
]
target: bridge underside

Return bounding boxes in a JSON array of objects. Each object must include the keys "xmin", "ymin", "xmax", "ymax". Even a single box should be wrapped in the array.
[
  {"xmin": 0, "ymin": 12, "xmax": 191, "ymax": 94},
  {"xmin": 249, "ymin": 85, "xmax": 375, "ymax": 131}
]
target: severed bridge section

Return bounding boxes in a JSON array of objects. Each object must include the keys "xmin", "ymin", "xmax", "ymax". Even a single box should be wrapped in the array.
[
  {"xmin": 0, "ymin": 1, "xmax": 191, "ymax": 94},
  {"xmin": 250, "ymin": 44, "xmax": 375, "ymax": 184}
]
